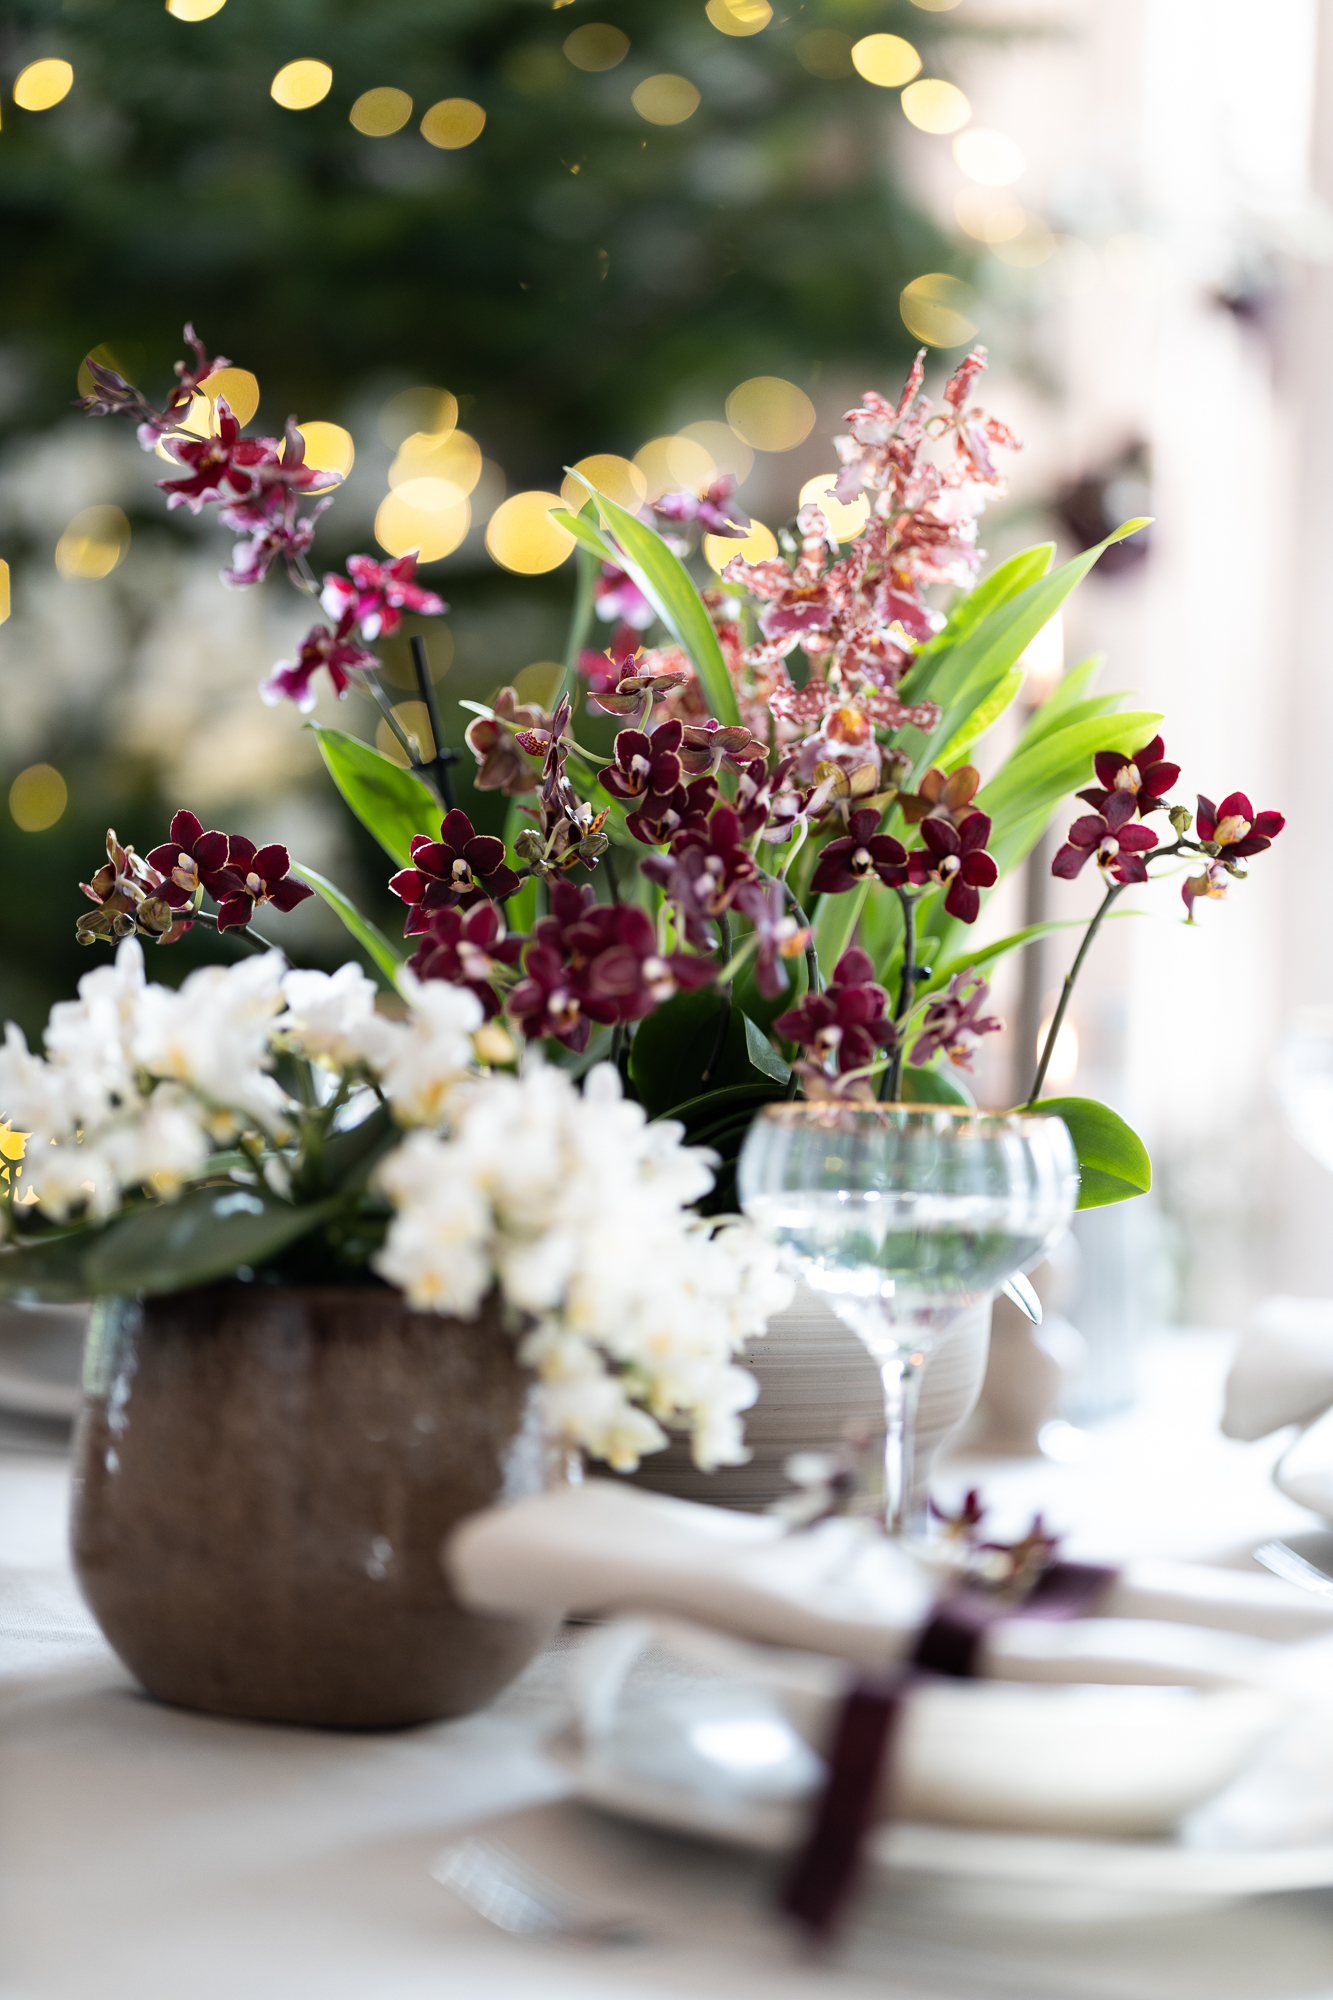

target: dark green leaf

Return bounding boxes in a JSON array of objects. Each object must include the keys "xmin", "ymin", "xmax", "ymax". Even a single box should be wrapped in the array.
[
  {"xmin": 319, "ymin": 1102, "xmax": 399, "ymax": 1192},
  {"xmin": 553, "ymin": 484, "xmax": 741, "ymax": 724},
  {"xmin": 630, "ymin": 989, "xmax": 788, "ymax": 1118},
  {"xmin": 900, "ymin": 544, "xmax": 1054, "ymax": 697},
  {"xmin": 901, "ymin": 1062, "xmax": 975, "ymax": 1107},
  {"xmin": 289, "ymin": 863, "xmax": 404, "ymax": 987},
  {"xmin": 1028, "ymin": 1094, "xmax": 1152, "ymax": 1209},
  {"xmin": 309, "ymin": 724, "xmax": 441, "ymax": 869},
  {"xmin": 84, "ymin": 1187, "xmax": 341, "ymax": 1296},
  {"xmin": 0, "ymin": 1224, "xmax": 99, "ymax": 1302}
]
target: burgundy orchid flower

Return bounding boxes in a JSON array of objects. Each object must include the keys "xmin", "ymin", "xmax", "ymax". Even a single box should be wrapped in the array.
[
  {"xmin": 1077, "ymin": 736, "xmax": 1180, "ymax": 818},
  {"xmin": 465, "ymin": 688, "xmax": 546, "ymax": 797},
  {"xmin": 598, "ymin": 721, "xmax": 684, "ymax": 804},
  {"xmin": 208, "ymin": 837, "xmax": 314, "ymax": 932},
  {"xmin": 1196, "ymin": 791, "xmax": 1285, "ymax": 860},
  {"xmin": 389, "ymin": 809, "xmax": 521, "ymax": 931},
  {"xmin": 653, "ymin": 475, "xmax": 751, "ymax": 539},
  {"xmin": 624, "ymin": 774, "xmax": 717, "ymax": 848},
  {"xmin": 774, "ymin": 947, "xmax": 897, "ymax": 1075},
  {"xmin": 732, "ymin": 875, "xmax": 810, "ymax": 1001},
  {"xmin": 259, "ymin": 622, "xmax": 379, "ymax": 712},
  {"xmin": 407, "ymin": 900, "xmax": 525, "ymax": 1017},
  {"xmin": 809, "ymin": 808, "xmax": 908, "ymax": 896},
  {"xmin": 321, "ymin": 552, "xmax": 446, "ymax": 643},
  {"xmin": 907, "ymin": 813, "xmax": 998, "ymax": 923},
  {"xmin": 909, "ymin": 971, "xmax": 1002, "ymax": 1072},
  {"xmin": 157, "ymin": 400, "xmax": 281, "ymax": 515},
  {"xmin": 583, "ymin": 643, "xmax": 690, "ymax": 718},
  {"xmin": 642, "ymin": 806, "xmax": 759, "ymax": 948},
  {"xmin": 678, "ymin": 719, "xmax": 754, "ymax": 776},
  {"xmin": 77, "ymin": 324, "xmax": 230, "ymax": 449},
  {"xmin": 1181, "ymin": 858, "xmax": 1229, "ymax": 922},
  {"xmin": 593, "ymin": 562, "xmax": 654, "ymax": 630},
  {"xmin": 145, "ymin": 810, "xmax": 232, "ymax": 907},
  {"xmin": 1052, "ymin": 792, "xmax": 1158, "ymax": 888},
  {"xmin": 508, "ymin": 882, "xmax": 713, "ymax": 1048}
]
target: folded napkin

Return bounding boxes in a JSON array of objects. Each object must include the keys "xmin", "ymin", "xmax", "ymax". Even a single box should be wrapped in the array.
[{"xmin": 445, "ymin": 1480, "xmax": 1333, "ymax": 1666}]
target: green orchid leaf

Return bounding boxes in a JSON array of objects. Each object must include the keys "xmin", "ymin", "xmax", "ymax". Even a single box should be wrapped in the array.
[
  {"xmin": 289, "ymin": 864, "xmax": 404, "ymax": 988},
  {"xmin": 1028, "ymin": 1094, "xmax": 1152, "ymax": 1209},
  {"xmin": 84, "ymin": 1187, "xmax": 342, "ymax": 1296},
  {"xmin": 0, "ymin": 1224, "xmax": 100, "ymax": 1303},
  {"xmin": 978, "ymin": 709, "xmax": 1164, "ymax": 828},
  {"xmin": 310, "ymin": 724, "xmax": 440, "ymax": 869},
  {"xmin": 629, "ymin": 988, "xmax": 788, "ymax": 1117},
  {"xmin": 901, "ymin": 1061, "xmax": 975, "ymax": 1108},
  {"xmin": 661, "ymin": 1080, "xmax": 788, "ymax": 1140},
  {"xmin": 553, "ymin": 481, "xmax": 741, "ymax": 724},
  {"xmin": 1017, "ymin": 655, "xmax": 1108, "ymax": 746},
  {"xmin": 812, "ymin": 876, "xmax": 873, "ymax": 980},
  {"xmin": 937, "ymin": 667, "xmax": 1023, "ymax": 769},
  {"xmin": 924, "ymin": 917, "xmax": 1107, "ymax": 998},
  {"xmin": 900, "ymin": 543, "xmax": 1054, "ymax": 698}
]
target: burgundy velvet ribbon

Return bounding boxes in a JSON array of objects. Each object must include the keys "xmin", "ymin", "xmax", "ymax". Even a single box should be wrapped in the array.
[{"xmin": 780, "ymin": 1559, "xmax": 1118, "ymax": 1938}]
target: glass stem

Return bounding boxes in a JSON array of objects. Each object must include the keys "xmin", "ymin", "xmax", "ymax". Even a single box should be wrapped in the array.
[{"xmin": 879, "ymin": 1348, "xmax": 926, "ymax": 1535}]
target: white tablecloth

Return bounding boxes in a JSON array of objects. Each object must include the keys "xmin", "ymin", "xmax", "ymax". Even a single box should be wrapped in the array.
[{"xmin": 5, "ymin": 1332, "xmax": 1333, "ymax": 2000}]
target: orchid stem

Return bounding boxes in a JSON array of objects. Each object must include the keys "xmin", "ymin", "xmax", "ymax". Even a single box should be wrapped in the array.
[
  {"xmin": 556, "ymin": 545, "xmax": 599, "ymax": 711},
  {"xmin": 1026, "ymin": 878, "xmax": 1123, "ymax": 1106},
  {"xmin": 410, "ymin": 634, "xmax": 458, "ymax": 812},
  {"xmin": 702, "ymin": 913, "xmax": 734, "ymax": 1085},
  {"xmin": 191, "ymin": 910, "xmax": 278, "ymax": 956},
  {"xmin": 762, "ymin": 869, "xmax": 820, "ymax": 999},
  {"xmin": 882, "ymin": 887, "xmax": 918, "ymax": 1102},
  {"xmin": 367, "ymin": 674, "xmax": 421, "ymax": 768}
]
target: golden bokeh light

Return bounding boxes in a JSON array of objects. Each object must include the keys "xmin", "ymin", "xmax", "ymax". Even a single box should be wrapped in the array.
[
  {"xmin": 704, "ymin": 521, "xmax": 777, "ymax": 574},
  {"xmin": 350, "ymin": 87, "xmax": 412, "ymax": 136},
  {"xmin": 14, "ymin": 60, "xmax": 73, "ymax": 111},
  {"xmin": 0, "ymin": 560, "xmax": 9, "ymax": 625},
  {"xmin": 9, "ymin": 764, "xmax": 68, "ymax": 833},
  {"xmin": 725, "ymin": 376, "xmax": 815, "ymax": 452},
  {"xmin": 798, "ymin": 473, "xmax": 870, "ymax": 542},
  {"xmin": 270, "ymin": 60, "xmax": 333, "ymax": 110},
  {"xmin": 390, "ymin": 429, "xmax": 482, "ymax": 508},
  {"xmin": 485, "ymin": 492, "xmax": 575, "ymax": 573},
  {"xmin": 563, "ymin": 24, "xmax": 630, "ymax": 70},
  {"xmin": 375, "ymin": 700, "xmax": 436, "ymax": 768},
  {"xmin": 954, "ymin": 127, "xmax": 1025, "ymax": 187},
  {"xmin": 910, "ymin": 0, "xmax": 963, "ymax": 10},
  {"xmin": 631, "ymin": 74, "xmax": 700, "ymax": 125},
  {"xmin": 795, "ymin": 30, "xmax": 854, "ymax": 78},
  {"xmin": 76, "ymin": 343, "xmax": 134, "ymax": 400},
  {"xmin": 851, "ymin": 35, "xmax": 921, "ymax": 88},
  {"xmin": 378, "ymin": 385, "xmax": 457, "ymax": 448},
  {"xmin": 992, "ymin": 219, "xmax": 1057, "ymax": 268},
  {"xmin": 901, "ymin": 79, "xmax": 970, "ymax": 133},
  {"xmin": 55, "ymin": 506, "xmax": 130, "ymax": 581},
  {"xmin": 560, "ymin": 454, "xmax": 648, "ymax": 513},
  {"xmin": 379, "ymin": 624, "xmax": 453, "ymax": 690},
  {"xmin": 954, "ymin": 189, "xmax": 1026, "ymax": 243},
  {"xmin": 375, "ymin": 492, "xmax": 470, "ymax": 563},
  {"xmin": 420, "ymin": 97, "xmax": 486, "ymax": 149},
  {"xmin": 633, "ymin": 433, "xmax": 717, "ymax": 500},
  {"xmin": 679, "ymin": 420, "xmax": 753, "ymax": 482},
  {"xmin": 514, "ymin": 660, "xmax": 566, "ymax": 707},
  {"xmin": 706, "ymin": 0, "xmax": 773, "ymax": 36},
  {"xmin": 199, "ymin": 366, "xmax": 260, "ymax": 425},
  {"xmin": 295, "ymin": 421, "xmax": 354, "ymax": 477},
  {"xmin": 166, "ymin": 0, "xmax": 226, "ymax": 18},
  {"xmin": 900, "ymin": 273, "xmax": 978, "ymax": 347}
]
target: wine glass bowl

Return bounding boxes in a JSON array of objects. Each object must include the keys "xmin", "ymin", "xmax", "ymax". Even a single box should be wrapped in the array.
[{"xmin": 737, "ymin": 1103, "xmax": 1078, "ymax": 1534}]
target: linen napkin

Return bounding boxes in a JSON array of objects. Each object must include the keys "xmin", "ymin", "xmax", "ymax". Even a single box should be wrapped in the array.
[{"xmin": 445, "ymin": 1480, "xmax": 1333, "ymax": 1661}]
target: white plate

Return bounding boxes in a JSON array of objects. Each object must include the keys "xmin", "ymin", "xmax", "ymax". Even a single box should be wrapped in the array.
[
  {"xmin": 0, "ymin": 1303, "xmax": 87, "ymax": 1419},
  {"xmin": 551, "ymin": 1714, "xmax": 1333, "ymax": 1899}
]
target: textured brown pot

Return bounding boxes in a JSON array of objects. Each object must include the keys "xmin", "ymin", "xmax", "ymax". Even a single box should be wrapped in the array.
[{"xmin": 70, "ymin": 1284, "xmax": 558, "ymax": 1729}]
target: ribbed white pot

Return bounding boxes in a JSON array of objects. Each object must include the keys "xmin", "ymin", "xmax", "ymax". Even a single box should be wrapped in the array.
[{"xmin": 629, "ymin": 1278, "xmax": 992, "ymax": 1512}]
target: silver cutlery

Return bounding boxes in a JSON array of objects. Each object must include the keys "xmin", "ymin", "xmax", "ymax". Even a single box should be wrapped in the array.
[
  {"xmin": 1253, "ymin": 1540, "xmax": 1333, "ymax": 1600},
  {"xmin": 430, "ymin": 1837, "xmax": 643, "ymax": 1946}
]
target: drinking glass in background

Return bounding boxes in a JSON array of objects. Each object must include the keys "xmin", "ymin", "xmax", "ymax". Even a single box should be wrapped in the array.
[
  {"xmin": 737, "ymin": 1105, "xmax": 1079, "ymax": 1536},
  {"xmin": 1274, "ymin": 1007, "xmax": 1333, "ymax": 1173}
]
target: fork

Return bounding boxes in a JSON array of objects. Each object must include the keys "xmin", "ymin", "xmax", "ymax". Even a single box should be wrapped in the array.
[
  {"xmin": 1253, "ymin": 1540, "xmax": 1333, "ymax": 1601},
  {"xmin": 430, "ymin": 1837, "xmax": 644, "ymax": 1946}
]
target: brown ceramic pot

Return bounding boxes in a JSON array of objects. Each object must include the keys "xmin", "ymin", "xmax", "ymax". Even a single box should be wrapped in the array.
[{"xmin": 70, "ymin": 1284, "xmax": 558, "ymax": 1729}]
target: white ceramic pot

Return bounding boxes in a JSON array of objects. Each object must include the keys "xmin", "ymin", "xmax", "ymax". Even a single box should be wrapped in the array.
[{"xmin": 629, "ymin": 1278, "xmax": 992, "ymax": 1512}]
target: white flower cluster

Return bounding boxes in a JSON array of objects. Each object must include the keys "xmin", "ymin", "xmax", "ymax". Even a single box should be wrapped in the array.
[
  {"xmin": 0, "ymin": 938, "xmax": 290, "ymax": 1221},
  {"xmin": 372, "ymin": 1062, "xmax": 794, "ymax": 1472},
  {"xmin": 277, "ymin": 962, "xmax": 481, "ymax": 1126}
]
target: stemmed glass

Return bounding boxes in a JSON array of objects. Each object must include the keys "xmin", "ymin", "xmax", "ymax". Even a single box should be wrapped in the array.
[{"xmin": 737, "ymin": 1104, "xmax": 1079, "ymax": 1536}]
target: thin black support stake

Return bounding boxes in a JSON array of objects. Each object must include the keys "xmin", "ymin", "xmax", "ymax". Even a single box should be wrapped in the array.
[{"xmin": 411, "ymin": 634, "xmax": 459, "ymax": 812}]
